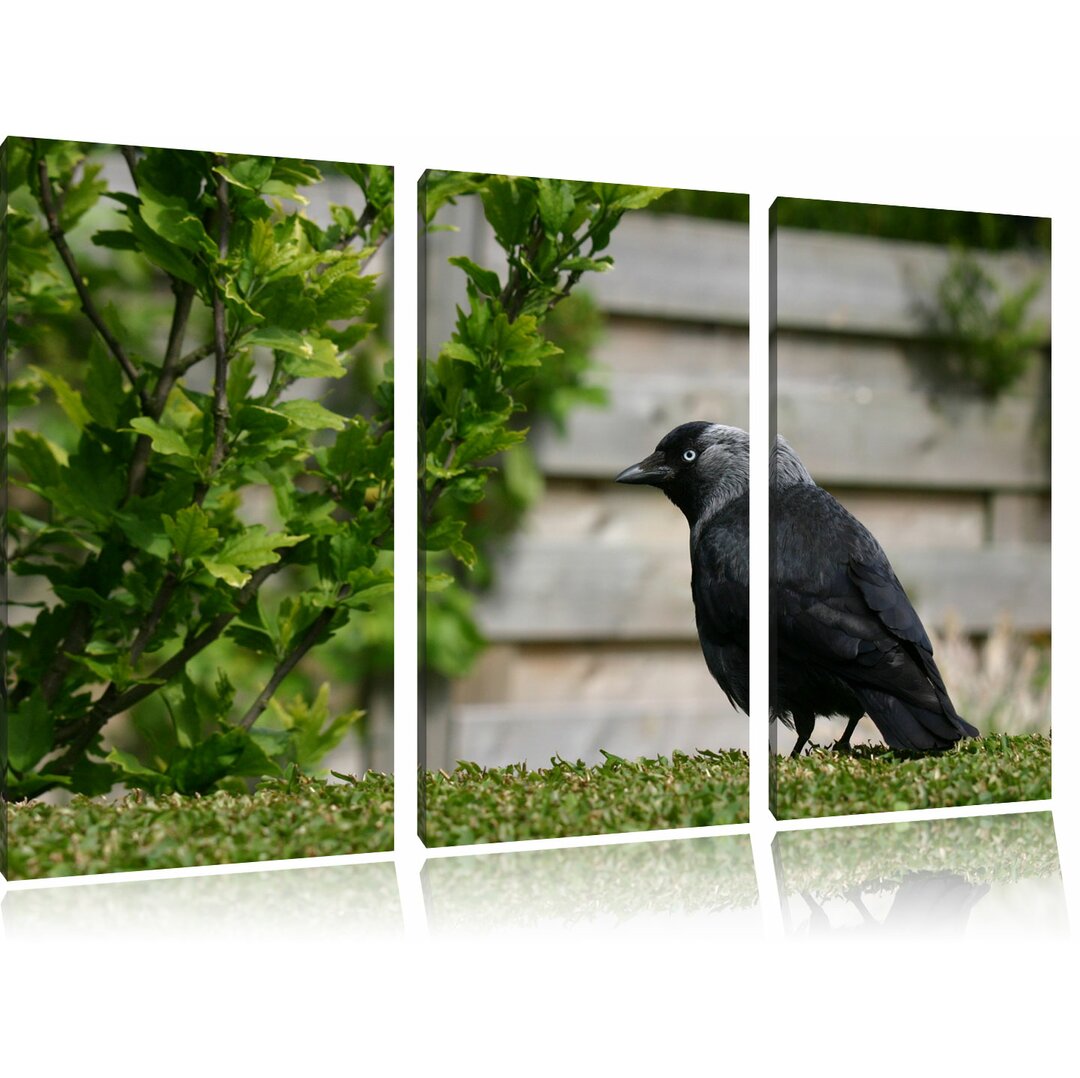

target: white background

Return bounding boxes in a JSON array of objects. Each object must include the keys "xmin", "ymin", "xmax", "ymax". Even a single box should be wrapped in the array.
[{"xmin": 1, "ymin": 4, "xmax": 1076, "ymax": 1074}]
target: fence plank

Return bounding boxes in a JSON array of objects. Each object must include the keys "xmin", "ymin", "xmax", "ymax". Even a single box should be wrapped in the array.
[
  {"xmin": 473, "ymin": 539, "xmax": 1050, "ymax": 638},
  {"xmin": 450, "ymin": 702, "xmax": 747, "ymax": 767},
  {"xmin": 775, "ymin": 227, "xmax": 1050, "ymax": 337},
  {"xmin": 534, "ymin": 331, "xmax": 1049, "ymax": 491},
  {"xmin": 776, "ymin": 338, "xmax": 1049, "ymax": 489}
]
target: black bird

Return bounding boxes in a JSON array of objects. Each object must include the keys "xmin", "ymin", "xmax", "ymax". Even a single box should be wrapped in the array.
[
  {"xmin": 616, "ymin": 423, "xmax": 978, "ymax": 757},
  {"xmin": 772, "ymin": 433, "xmax": 978, "ymax": 754},
  {"xmin": 616, "ymin": 422, "xmax": 750, "ymax": 716}
]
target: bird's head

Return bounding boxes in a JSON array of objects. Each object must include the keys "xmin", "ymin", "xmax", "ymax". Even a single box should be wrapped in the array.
[{"xmin": 615, "ymin": 421, "xmax": 749, "ymax": 526}]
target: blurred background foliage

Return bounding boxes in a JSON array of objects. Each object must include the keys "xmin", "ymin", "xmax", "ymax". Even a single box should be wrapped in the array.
[
  {"xmin": 420, "ymin": 173, "xmax": 670, "ymax": 681},
  {"xmin": 773, "ymin": 197, "xmax": 1050, "ymax": 252}
]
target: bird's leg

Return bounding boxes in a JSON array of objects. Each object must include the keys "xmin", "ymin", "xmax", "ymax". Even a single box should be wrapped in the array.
[
  {"xmin": 834, "ymin": 716, "xmax": 861, "ymax": 752},
  {"xmin": 791, "ymin": 714, "xmax": 815, "ymax": 757}
]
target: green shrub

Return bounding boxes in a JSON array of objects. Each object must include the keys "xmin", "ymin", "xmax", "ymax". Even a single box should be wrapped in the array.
[{"xmin": 4, "ymin": 139, "xmax": 394, "ymax": 800}]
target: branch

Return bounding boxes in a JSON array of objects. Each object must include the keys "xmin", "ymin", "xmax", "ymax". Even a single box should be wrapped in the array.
[
  {"xmin": 176, "ymin": 341, "xmax": 215, "ymax": 375},
  {"xmin": 424, "ymin": 440, "xmax": 459, "ymax": 524},
  {"xmin": 50, "ymin": 557, "xmax": 291, "ymax": 765},
  {"xmin": 236, "ymin": 510, "xmax": 393, "ymax": 732},
  {"xmin": 238, "ymin": 597, "xmax": 344, "ymax": 730},
  {"xmin": 127, "ymin": 570, "xmax": 181, "ymax": 664},
  {"xmin": 125, "ymin": 281, "xmax": 197, "ymax": 500},
  {"xmin": 38, "ymin": 606, "xmax": 92, "ymax": 706},
  {"xmin": 119, "ymin": 145, "xmax": 140, "ymax": 187},
  {"xmin": 335, "ymin": 200, "xmax": 378, "ymax": 251},
  {"xmin": 209, "ymin": 159, "xmax": 231, "ymax": 475},
  {"xmin": 35, "ymin": 157, "xmax": 151, "ymax": 414},
  {"xmin": 356, "ymin": 228, "xmax": 391, "ymax": 276}
]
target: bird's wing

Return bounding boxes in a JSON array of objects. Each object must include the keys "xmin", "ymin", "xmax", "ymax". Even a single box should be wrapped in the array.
[
  {"xmin": 691, "ymin": 500, "xmax": 749, "ymax": 646},
  {"xmin": 774, "ymin": 492, "xmax": 945, "ymax": 715},
  {"xmin": 690, "ymin": 499, "xmax": 750, "ymax": 712}
]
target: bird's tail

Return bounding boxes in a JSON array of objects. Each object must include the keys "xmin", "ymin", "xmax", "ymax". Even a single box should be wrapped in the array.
[{"xmin": 854, "ymin": 687, "xmax": 979, "ymax": 751}]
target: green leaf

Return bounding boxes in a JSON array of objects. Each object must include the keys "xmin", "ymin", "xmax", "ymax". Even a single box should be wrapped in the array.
[
  {"xmin": 265, "ymin": 683, "xmax": 362, "ymax": 773},
  {"xmin": 83, "ymin": 336, "xmax": 126, "ymax": 429},
  {"xmin": 280, "ymin": 339, "xmax": 347, "ymax": 379},
  {"xmin": 201, "ymin": 562, "xmax": 251, "ymax": 587},
  {"xmin": 128, "ymin": 418, "xmax": 195, "ymax": 459},
  {"xmin": 33, "ymin": 366, "xmax": 92, "ymax": 430},
  {"xmin": 481, "ymin": 176, "xmax": 537, "ymax": 248},
  {"xmin": 92, "ymin": 229, "xmax": 140, "ymax": 251},
  {"xmin": 448, "ymin": 256, "xmax": 502, "ymax": 298},
  {"xmin": 215, "ymin": 157, "xmax": 273, "ymax": 192},
  {"xmin": 139, "ymin": 180, "xmax": 216, "ymax": 257},
  {"xmin": 106, "ymin": 747, "xmax": 166, "ymax": 782},
  {"xmin": 200, "ymin": 526, "xmax": 308, "ymax": 587},
  {"xmin": 10, "ymin": 431, "xmax": 66, "ymax": 489},
  {"xmin": 67, "ymin": 757, "xmax": 119, "ymax": 797},
  {"xmin": 275, "ymin": 399, "xmax": 347, "ymax": 431},
  {"xmin": 607, "ymin": 185, "xmax": 671, "ymax": 211},
  {"xmin": 127, "ymin": 207, "xmax": 201, "ymax": 285},
  {"xmin": 247, "ymin": 328, "xmax": 347, "ymax": 379},
  {"xmin": 562, "ymin": 256, "xmax": 613, "ymax": 273},
  {"xmin": 164, "ymin": 505, "xmax": 220, "ymax": 561},
  {"xmin": 440, "ymin": 341, "xmax": 482, "ymax": 366},
  {"xmin": 8, "ymin": 693, "xmax": 55, "ymax": 773},
  {"xmin": 345, "ymin": 565, "xmax": 395, "ymax": 602},
  {"xmin": 52, "ymin": 585, "xmax": 111, "ymax": 609},
  {"xmin": 449, "ymin": 537, "xmax": 477, "ymax": 569},
  {"xmin": 538, "ymin": 179, "xmax": 575, "ymax": 236},
  {"xmin": 167, "ymin": 729, "xmax": 277, "ymax": 794},
  {"xmin": 456, "ymin": 425, "xmax": 527, "ymax": 465}
]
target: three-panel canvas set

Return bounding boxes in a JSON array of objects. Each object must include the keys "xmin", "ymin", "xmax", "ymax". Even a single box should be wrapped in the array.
[{"xmin": 1, "ymin": 139, "xmax": 1053, "ymax": 887}]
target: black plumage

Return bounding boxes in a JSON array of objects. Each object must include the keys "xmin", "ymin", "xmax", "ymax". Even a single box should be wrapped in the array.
[
  {"xmin": 772, "ymin": 434, "xmax": 978, "ymax": 754},
  {"xmin": 616, "ymin": 422, "xmax": 978, "ymax": 757},
  {"xmin": 616, "ymin": 422, "xmax": 750, "ymax": 714}
]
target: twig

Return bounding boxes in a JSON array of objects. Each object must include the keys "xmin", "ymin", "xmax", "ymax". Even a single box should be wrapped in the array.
[
  {"xmin": 35, "ymin": 157, "xmax": 151, "ymax": 413},
  {"xmin": 238, "ymin": 598, "xmax": 344, "ymax": 730}
]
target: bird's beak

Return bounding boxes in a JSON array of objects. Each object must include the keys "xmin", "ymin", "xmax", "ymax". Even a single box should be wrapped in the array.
[{"xmin": 615, "ymin": 451, "xmax": 670, "ymax": 486}]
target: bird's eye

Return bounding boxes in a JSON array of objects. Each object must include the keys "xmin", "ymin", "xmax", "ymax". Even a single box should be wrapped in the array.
[{"xmin": 683, "ymin": 449, "xmax": 697, "ymax": 462}]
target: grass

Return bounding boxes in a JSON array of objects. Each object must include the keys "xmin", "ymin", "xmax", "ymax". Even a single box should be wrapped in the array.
[
  {"xmin": 4, "ymin": 772, "xmax": 394, "ymax": 880},
  {"xmin": 421, "ymin": 749, "xmax": 749, "ymax": 847},
  {"xmin": 771, "ymin": 733, "xmax": 1051, "ymax": 820}
]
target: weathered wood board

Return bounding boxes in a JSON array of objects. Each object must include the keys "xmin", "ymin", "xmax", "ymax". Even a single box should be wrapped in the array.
[
  {"xmin": 472, "ymin": 538, "xmax": 1049, "ymax": 638},
  {"xmin": 774, "ymin": 227, "xmax": 1050, "ymax": 337}
]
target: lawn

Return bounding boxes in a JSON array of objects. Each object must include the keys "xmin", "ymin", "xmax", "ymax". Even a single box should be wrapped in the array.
[
  {"xmin": 421, "ymin": 749, "xmax": 750, "ymax": 846},
  {"xmin": 771, "ymin": 733, "xmax": 1051, "ymax": 820},
  {"xmin": 5, "ymin": 772, "xmax": 394, "ymax": 880}
]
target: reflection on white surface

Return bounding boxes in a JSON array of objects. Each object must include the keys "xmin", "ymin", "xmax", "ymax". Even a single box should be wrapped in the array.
[
  {"xmin": 424, "ymin": 834, "xmax": 759, "ymax": 937},
  {"xmin": 2, "ymin": 861, "xmax": 402, "ymax": 940},
  {"xmin": 774, "ymin": 811, "xmax": 1066, "ymax": 938}
]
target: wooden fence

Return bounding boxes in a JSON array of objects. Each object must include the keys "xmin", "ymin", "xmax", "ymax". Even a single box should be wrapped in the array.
[{"xmin": 422, "ymin": 197, "xmax": 1050, "ymax": 769}]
